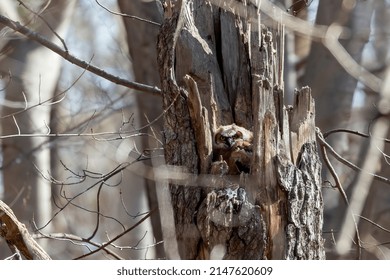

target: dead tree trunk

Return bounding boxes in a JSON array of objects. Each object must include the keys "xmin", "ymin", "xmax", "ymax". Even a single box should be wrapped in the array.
[{"xmin": 157, "ymin": 0, "xmax": 324, "ymax": 260}]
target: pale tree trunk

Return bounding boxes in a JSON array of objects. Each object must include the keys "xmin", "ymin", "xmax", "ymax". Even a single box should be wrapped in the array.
[
  {"xmin": 156, "ymin": 0, "xmax": 324, "ymax": 260},
  {"xmin": 0, "ymin": 0, "xmax": 76, "ymax": 256},
  {"xmin": 117, "ymin": 0, "xmax": 165, "ymax": 259}
]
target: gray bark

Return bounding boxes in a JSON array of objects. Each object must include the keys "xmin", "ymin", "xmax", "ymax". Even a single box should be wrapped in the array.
[
  {"xmin": 0, "ymin": 199, "xmax": 51, "ymax": 260},
  {"xmin": 157, "ymin": 0, "xmax": 324, "ymax": 260}
]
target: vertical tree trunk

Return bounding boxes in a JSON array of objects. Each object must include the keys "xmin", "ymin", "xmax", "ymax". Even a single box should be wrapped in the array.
[
  {"xmin": 117, "ymin": 0, "xmax": 165, "ymax": 259},
  {"xmin": 157, "ymin": 0, "xmax": 324, "ymax": 259},
  {"xmin": 353, "ymin": 0, "xmax": 390, "ymax": 259},
  {"xmin": 0, "ymin": 1, "xmax": 76, "ymax": 257},
  {"xmin": 300, "ymin": 1, "xmax": 374, "ymax": 256},
  {"xmin": 301, "ymin": 0, "xmax": 373, "ymax": 133}
]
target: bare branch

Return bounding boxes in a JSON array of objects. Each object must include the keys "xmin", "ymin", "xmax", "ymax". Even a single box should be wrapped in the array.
[
  {"xmin": 323, "ymin": 24, "xmax": 381, "ymax": 93},
  {"xmin": 316, "ymin": 128, "xmax": 362, "ymax": 256},
  {"xmin": 337, "ymin": 66, "xmax": 390, "ymax": 255},
  {"xmin": 0, "ymin": 200, "xmax": 51, "ymax": 260},
  {"xmin": 95, "ymin": 0, "xmax": 161, "ymax": 27},
  {"xmin": 12, "ymin": 115, "xmax": 21, "ymax": 135},
  {"xmin": 16, "ymin": 0, "xmax": 69, "ymax": 51},
  {"xmin": 0, "ymin": 14, "xmax": 161, "ymax": 96},
  {"xmin": 316, "ymin": 128, "xmax": 348, "ymax": 205},
  {"xmin": 357, "ymin": 215, "xmax": 390, "ymax": 235},
  {"xmin": 74, "ymin": 209, "xmax": 155, "ymax": 260},
  {"xmin": 323, "ymin": 128, "xmax": 390, "ymax": 143},
  {"xmin": 34, "ymin": 232, "xmax": 123, "ymax": 260},
  {"xmin": 316, "ymin": 128, "xmax": 390, "ymax": 186}
]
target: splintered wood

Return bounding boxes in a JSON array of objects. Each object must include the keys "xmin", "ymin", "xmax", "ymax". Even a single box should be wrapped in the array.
[{"xmin": 157, "ymin": 0, "xmax": 325, "ymax": 260}]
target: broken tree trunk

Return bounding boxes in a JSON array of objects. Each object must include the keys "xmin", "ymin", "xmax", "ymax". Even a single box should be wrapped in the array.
[{"xmin": 157, "ymin": 0, "xmax": 325, "ymax": 260}]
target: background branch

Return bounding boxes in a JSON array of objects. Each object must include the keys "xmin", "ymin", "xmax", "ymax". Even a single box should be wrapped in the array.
[{"xmin": 0, "ymin": 14, "xmax": 161, "ymax": 96}]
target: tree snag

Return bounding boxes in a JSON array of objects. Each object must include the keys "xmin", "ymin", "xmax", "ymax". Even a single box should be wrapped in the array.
[{"xmin": 157, "ymin": 0, "xmax": 325, "ymax": 260}]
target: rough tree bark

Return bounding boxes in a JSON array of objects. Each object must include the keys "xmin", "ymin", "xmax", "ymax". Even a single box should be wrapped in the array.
[
  {"xmin": 0, "ymin": 200, "xmax": 50, "ymax": 260},
  {"xmin": 157, "ymin": 0, "xmax": 324, "ymax": 259}
]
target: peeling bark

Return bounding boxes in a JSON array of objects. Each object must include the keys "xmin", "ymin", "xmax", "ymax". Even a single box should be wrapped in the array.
[
  {"xmin": 0, "ymin": 200, "xmax": 51, "ymax": 260},
  {"xmin": 157, "ymin": 0, "xmax": 324, "ymax": 260}
]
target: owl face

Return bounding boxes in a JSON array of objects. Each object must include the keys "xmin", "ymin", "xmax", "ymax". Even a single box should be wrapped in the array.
[
  {"xmin": 215, "ymin": 128, "xmax": 243, "ymax": 148},
  {"xmin": 214, "ymin": 124, "xmax": 252, "ymax": 149},
  {"xmin": 213, "ymin": 124, "xmax": 253, "ymax": 175}
]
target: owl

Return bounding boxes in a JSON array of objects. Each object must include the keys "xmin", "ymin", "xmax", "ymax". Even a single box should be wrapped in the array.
[{"xmin": 212, "ymin": 124, "xmax": 253, "ymax": 175}]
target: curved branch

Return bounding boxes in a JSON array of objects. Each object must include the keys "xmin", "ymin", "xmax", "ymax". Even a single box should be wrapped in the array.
[
  {"xmin": 316, "ymin": 128, "xmax": 362, "ymax": 256},
  {"xmin": 74, "ymin": 209, "xmax": 155, "ymax": 260},
  {"xmin": 0, "ymin": 14, "xmax": 162, "ymax": 96},
  {"xmin": 316, "ymin": 128, "xmax": 390, "ymax": 186},
  {"xmin": 35, "ymin": 232, "xmax": 123, "ymax": 260},
  {"xmin": 323, "ymin": 128, "xmax": 390, "ymax": 144},
  {"xmin": 95, "ymin": 0, "xmax": 161, "ymax": 27},
  {"xmin": 16, "ymin": 0, "xmax": 69, "ymax": 51}
]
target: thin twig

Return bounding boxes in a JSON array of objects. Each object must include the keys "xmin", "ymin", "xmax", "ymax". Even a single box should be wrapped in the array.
[
  {"xmin": 34, "ymin": 232, "xmax": 123, "ymax": 260},
  {"xmin": 36, "ymin": 161, "xmax": 131, "ymax": 230},
  {"xmin": 316, "ymin": 127, "xmax": 362, "ymax": 257},
  {"xmin": 95, "ymin": 0, "xmax": 161, "ymax": 27},
  {"xmin": 316, "ymin": 128, "xmax": 390, "ymax": 185},
  {"xmin": 74, "ymin": 209, "xmax": 155, "ymax": 260},
  {"xmin": 337, "ymin": 117, "xmax": 389, "ymax": 256},
  {"xmin": 324, "ymin": 128, "xmax": 390, "ymax": 144},
  {"xmin": 357, "ymin": 215, "xmax": 390, "ymax": 235},
  {"xmin": 12, "ymin": 115, "xmax": 21, "ymax": 135},
  {"xmin": 317, "ymin": 129, "xmax": 348, "ymax": 205},
  {"xmin": 17, "ymin": 0, "xmax": 69, "ymax": 51}
]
